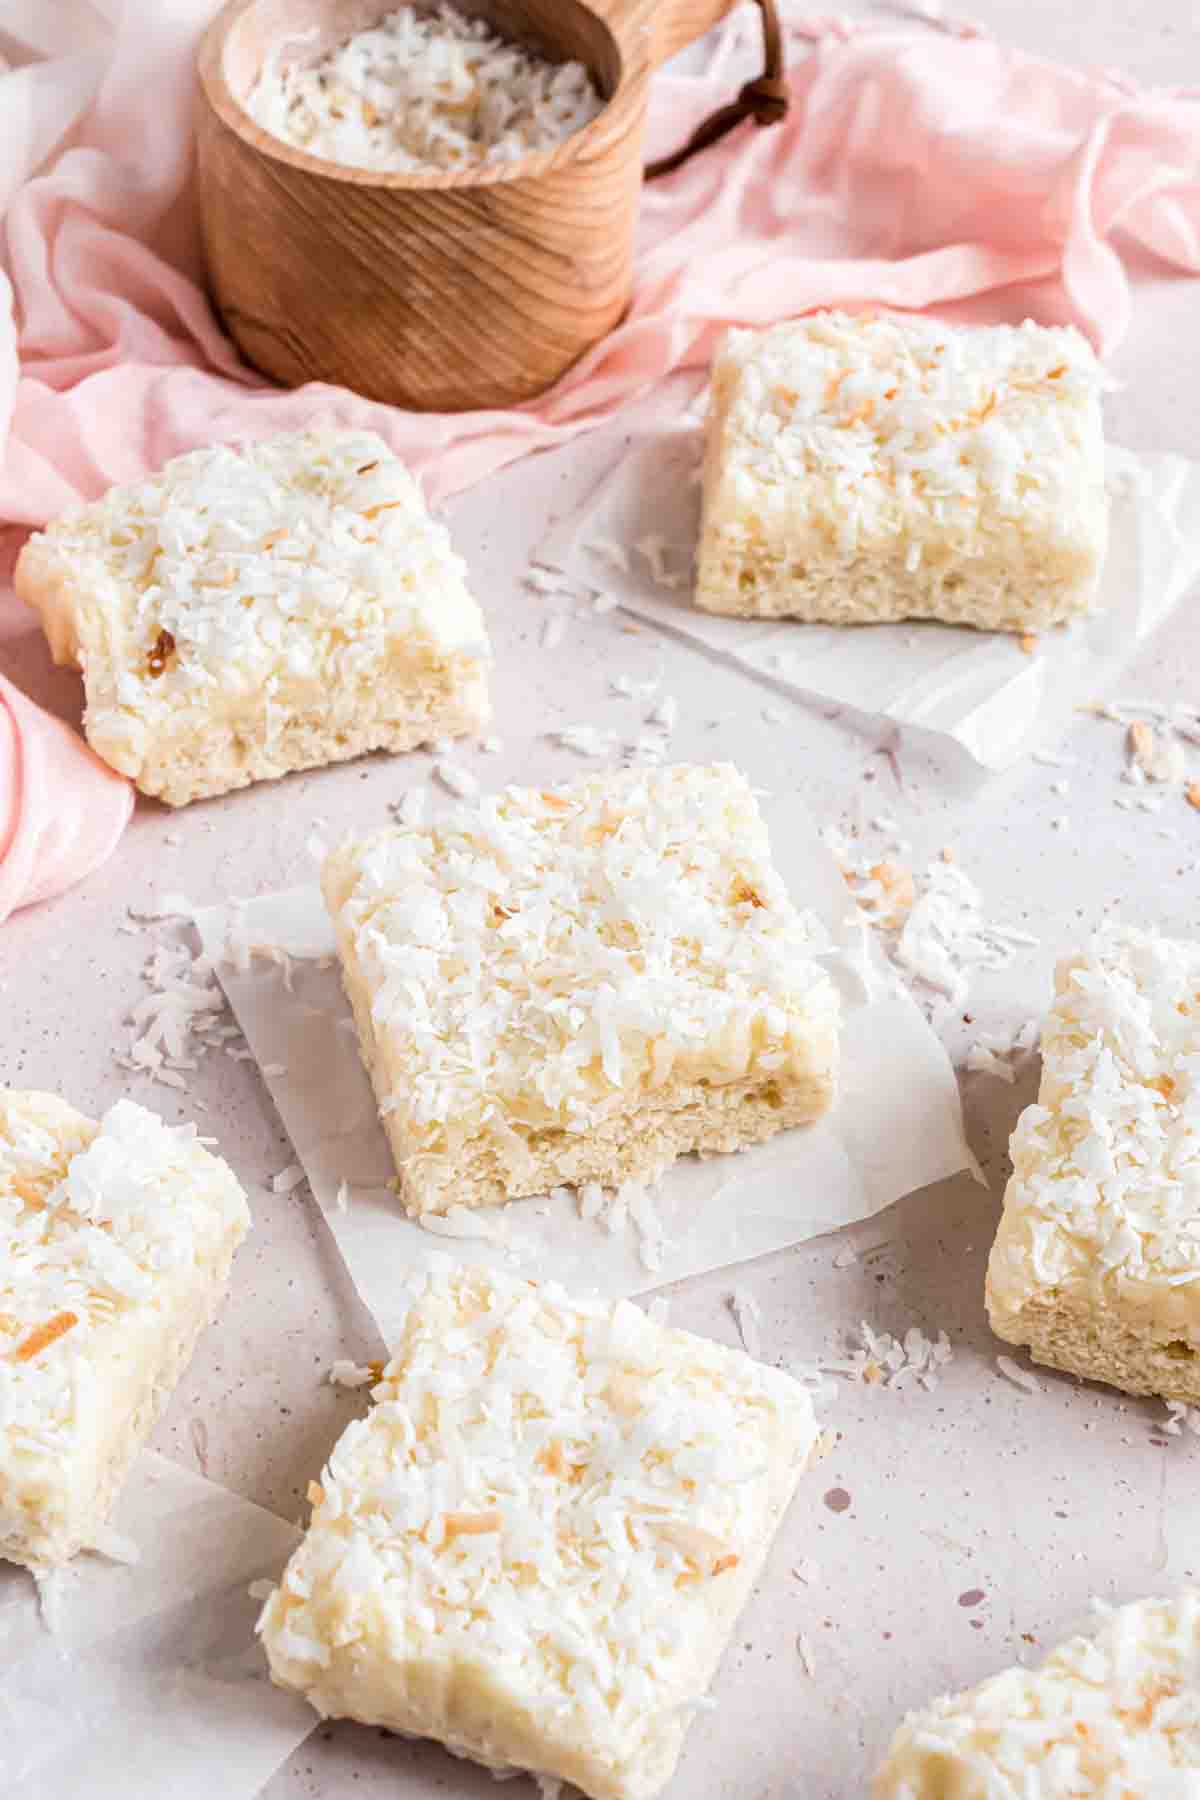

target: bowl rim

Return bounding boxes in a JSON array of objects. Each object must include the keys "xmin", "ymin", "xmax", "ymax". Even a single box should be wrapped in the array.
[{"xmin": 197, "ymin": 0, "xmax": 644, "ymax": 191}]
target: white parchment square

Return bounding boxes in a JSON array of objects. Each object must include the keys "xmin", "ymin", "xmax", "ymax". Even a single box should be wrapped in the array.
[
  {"xmin": 0, "ymin": 1453, "xmax": 313, "ymax": 1800},
  {"xmin": 196, "ymin": 795, "xmax": 970, "ymax": 1346}
]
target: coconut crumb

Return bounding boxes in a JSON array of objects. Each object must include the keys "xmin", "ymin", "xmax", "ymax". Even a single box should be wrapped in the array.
[
  {"xmin": 34, "ymin": 1565, "xmax": 75, "ymax": 1634},
  {"xmin": 996, "ymin": 1353, "xmax": 1042, "ymax": 1394},
  {"xmin": 553, "ymin": 724, "xmax": 620, "ymax": 759},
  {"xmin": 418, "ymin": 1204, "xmax": 511, "ymax": 1244},
  {"xmin": 391, "ymin": 786, "xmax": 427, "ymax": 827},
  {"xmin": 727, "ymin": 1288, "xmax": 764, "ymax": 1358},
  {"xmin": 816, "ymin": 1321, "xmax": 952, "ymax": 1392},
  {"xmin": 328, "ymin": 1359, "xmax": 379, "ymax": 1390},
  {"xmin": 86, "ymin": 1523, "xmax": 142, "ymax": 1565},
  {"xmin": 609, "ymin": 675, "xmax": 659, "ymax": 703},
  {"xmin": 964, "ymin": 1022, "xmax": 1039, "ymax": 1082},
  {"xmin": 271, "ymin": 1162, "xmax": 307, "ymax": 1195},
  {"xmin": 524, "ymin": 566, "xmax": 575, "ymax": 597},
  {"xmin": 435, "ymin": 760, "xmax": 479, "ymax": 800},
  {"xmin": 584, "ymin": 536, "xmax": 630, "ymax": 575},
  {"xmin": 1163, "ymin": 1401, "xmax": 1200, "ymax": 1438},
  {"xmin": 118, "ymin": 920, "xmax": 241, "ymax": 1091},
  {"xmin": 127, "ymin": 895, "xmax": 195, "ymax": 923},
  {"xmin": 635, "ymin": 533, "xmax": 687, "ymax": 591},
  {"xmin": 830, "ymin": 828, "xmax": 1037, "ymax": 1030},
  {"xmin": 1128, "ymin": 720, "xmax": 1186, "ymax": 784},
  {"xmin": 623, "ymin": 1182, "xmax": 670, "ymax": 1273},
  {"xmin": 579, "ymin": 1182, "xmax": 606, "ymax": 1222}
]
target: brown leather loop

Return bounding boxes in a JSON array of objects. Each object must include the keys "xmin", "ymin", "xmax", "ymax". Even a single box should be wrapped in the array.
[{"xmin": 646, "ymin": 0, "xmax": 788, "ymax": 181}]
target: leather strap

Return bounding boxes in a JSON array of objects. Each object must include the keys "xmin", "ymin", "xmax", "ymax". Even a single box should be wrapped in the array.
[{"xmin": 646, "ymin": 0, "xmax": 788, "ymax": 181}]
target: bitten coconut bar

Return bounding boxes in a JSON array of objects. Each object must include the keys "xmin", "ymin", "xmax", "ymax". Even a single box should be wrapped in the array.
[
  {"xmin": 874, "ymin": 1591, "xmax": 1200, "ymax": 1798},
  {"xmin": 987, "ymin": 927, "xmax": 1200, "ymax": 1403},
  {"xmin": 15, "ymin": 429, "xmax": 491, "ymax": 806},
  {"xmin": 321, "ymin": 761, "xmax": 841, "ymax": 1216},
  {"xmin": 259, "ymin": 1265, "xmax": 818, "ymax": 1800},
  {"xmin": 695, "ymin": 311, "xmax": 1108, "ymax": 632},
  {"xmin": 0, "ymin": 1090, "xmax": 250, "ymax": 1567}
]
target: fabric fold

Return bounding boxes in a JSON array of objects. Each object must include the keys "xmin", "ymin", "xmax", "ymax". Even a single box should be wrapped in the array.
[{"xmin": 0, "ymin": 668, "xmax": 132, "ymax": 925}]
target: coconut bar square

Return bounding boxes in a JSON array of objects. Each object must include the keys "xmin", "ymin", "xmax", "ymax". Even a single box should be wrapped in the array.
[
  {"xmin": 695, "ymin": 311, "xmax": 1108, "ymax": 632},
  {"xmin": 987, "ymin": 927, "xmax": 1200, "ymax": 1403},
  {"xmin": 0, "ymin": 1091, "xmax": 250, "ymax": 1568},
  {"xmin": 874, "ymin": 1591, "xmax": 1200, "ymax": 1799},
  {"xmin": 15, "ymin": 429, "xmax": 491, "ymax": 806},
  {"xmin": 321, "ymin": 761, "xmax": 841, "ymax": 1215},
  {"xmin": 259, "ymin": 1266, "xmax": 818, "ymax": 1800}
]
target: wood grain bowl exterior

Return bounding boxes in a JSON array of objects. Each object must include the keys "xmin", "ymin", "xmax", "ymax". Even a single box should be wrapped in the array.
[{"xmin": 195, "ymin": 0, "xmax": 736, "ymax": 412}]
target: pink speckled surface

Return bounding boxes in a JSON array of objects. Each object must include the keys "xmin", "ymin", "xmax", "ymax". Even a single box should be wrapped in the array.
[{"xmin": 2, "ymin": 3, "xmax": 1200, "ymax": 1797}]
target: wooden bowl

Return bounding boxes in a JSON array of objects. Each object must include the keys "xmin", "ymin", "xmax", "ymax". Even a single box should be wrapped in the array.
[{"xmin": 195, "ymin": 0, "xmax": 739, "ymax": 412}]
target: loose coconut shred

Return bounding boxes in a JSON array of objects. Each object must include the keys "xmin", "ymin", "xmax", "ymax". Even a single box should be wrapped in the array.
[{"xmin": 248, "ymin": 3, "xmax": 604, "ymax": 174}]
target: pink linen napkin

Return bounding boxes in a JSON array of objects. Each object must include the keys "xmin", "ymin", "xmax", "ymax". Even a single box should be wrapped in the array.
[
  {"xmin": 1, "ymin": 0, "xmax": 1198, "ymax": 919},
  {"xmin": 0, "ymin": 668, "xmax": 132, "ymax": 925}
]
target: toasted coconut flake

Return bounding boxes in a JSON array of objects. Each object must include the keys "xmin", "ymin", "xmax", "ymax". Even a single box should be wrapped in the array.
[
  {"xmin": 15, "ymin": 1311, "xmax": 78, "ymax": 1362},
  {"xmin": 443, "ymin": 1509, "xmax": 501, "ymax": 1538}
]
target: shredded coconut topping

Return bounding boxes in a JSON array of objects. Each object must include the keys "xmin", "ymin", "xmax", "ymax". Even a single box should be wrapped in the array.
[
  {"xmin": 259, "ymin": 1266, "xmax": 816, "ymax": 1786},
  {"xmin": 875, "ymin": 1591, "xmax": 1200, "ymax": 1797},
  {"xmin": 322, "ymin": 764, "xmax": 840, "ymax": 1214},
  {"xmin": 711, "ymin": 312, "xmax": 1107, "ymax": 561},
  {"xmin": 246, "ymin": 4, "xmax": 603, "ymax": 174}
]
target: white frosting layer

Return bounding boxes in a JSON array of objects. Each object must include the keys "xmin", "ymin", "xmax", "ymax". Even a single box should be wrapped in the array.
[
  {"xmin": 988, "ymin": 926, "xmax": 1200, "ymax": 1337},
  {"xmin": 875, "ymin": 1591, "xmax": 1200, "ymax": 1799},
  {"xmin": 260, "ymin": 1264, "xmax": 816, "ymax": 1798}
]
